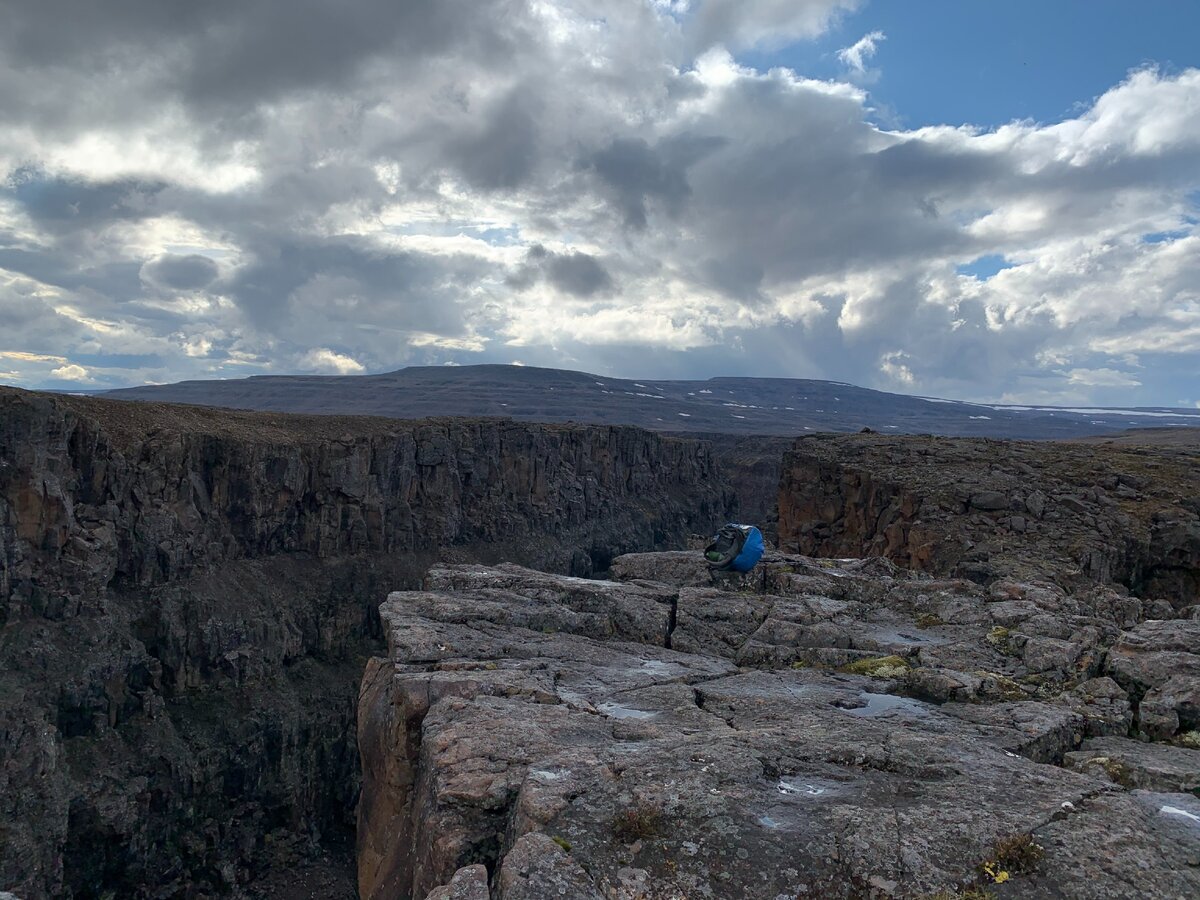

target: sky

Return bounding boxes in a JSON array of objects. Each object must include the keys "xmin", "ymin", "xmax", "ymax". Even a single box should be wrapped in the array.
[{"xmin": 0, "ymin": 0, "xmax": 1198, "ymax": 407}]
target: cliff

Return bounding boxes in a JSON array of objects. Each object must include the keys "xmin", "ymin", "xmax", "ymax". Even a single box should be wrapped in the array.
[
  {"xmin": 777, "ymin": 433, "xmax": 1200, "ymax": 608},
  {"xmin": 0, "ymin": 387, "xmax": 733, "ymax": 899}
]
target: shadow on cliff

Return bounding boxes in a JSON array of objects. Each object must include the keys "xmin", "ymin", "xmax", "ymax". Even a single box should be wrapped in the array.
[{"xmin": 0, "ymin": 387, "xmax": 736, "ymax": 899}]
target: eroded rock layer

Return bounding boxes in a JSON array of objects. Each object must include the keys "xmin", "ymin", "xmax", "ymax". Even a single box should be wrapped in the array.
[
  {"xmin": 777, "ymin": 432, "xmax": 1200, "ymax": 606},
  {"xmin": 360, "ymin": 552, "xmax": 1200, "ymax": 899},
  {"xmin": 0, "ymin": 388, "xmax": 731, "ymax": 899}
]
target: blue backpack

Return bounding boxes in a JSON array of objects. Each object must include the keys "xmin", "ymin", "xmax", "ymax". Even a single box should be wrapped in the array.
[{"xmin": 704, "ymin": 524, "xmax": 765, "ymax": 573}]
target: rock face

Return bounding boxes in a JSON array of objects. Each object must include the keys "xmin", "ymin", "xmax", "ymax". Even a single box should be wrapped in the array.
[
  {"xmin": 680, "ymin": 434, "xmax": 795, "ymax": 543},
  {"xmin": 358, "ymin": 553, "xmax": 1200, "ymax": 900},
  {"xmin": 0, "ymin": 387, "xmax": 732, "ymax": 899},
  {"xmin": 777, "ymin": 433, "xmax": 1200, "ymax": 608}
]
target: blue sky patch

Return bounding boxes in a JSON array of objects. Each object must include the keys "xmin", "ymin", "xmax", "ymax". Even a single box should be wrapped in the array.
[
  {"xmin": 957, "ymin": 254, "xmax": 1014, "ymax": 280},
  {"xmin": 1142, "ymin": 229, "xmax": 1191, "ymax": 245},
  {"xmin": 742, "ymin": 0, "xmax": 1199, "ymax": 128}
]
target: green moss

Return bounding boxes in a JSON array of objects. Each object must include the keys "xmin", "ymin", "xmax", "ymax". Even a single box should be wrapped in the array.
[
  {"xmin": 981, "ymin": 671, "xmax": 1027, "ymax": 701},
  {"xmin": 838, "ymin": 655, "xmax": 911, "ymax": 678},
  {"xmin": 790, "ymin": 660, "xmax": 810, "ymax": 670},
  {"xmin": 551, "ymin": 835, "xmax": 572, "ymax": 852},
  {"xmin": 986, "ymin": 626, "xmax": 1021, "ymax": 656},
  {"xmin": 1083, "ymin": 756, "xmax": 1134, "ymax": 787},
  {"xmin": 1178, "ymin": 730, "xmax": 1200, "ymax": 750},
  {"xmin": 916, "ymin": 613, "xmax": 945, "ymax": 628}
]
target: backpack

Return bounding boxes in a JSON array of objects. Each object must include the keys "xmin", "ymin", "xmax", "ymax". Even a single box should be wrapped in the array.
[{"xmin": 704, "ymin": 524, "xmax": 765, "ymax": 573}]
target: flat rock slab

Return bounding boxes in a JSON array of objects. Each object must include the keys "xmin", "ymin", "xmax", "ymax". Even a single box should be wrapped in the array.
[
  {"xmin": 359, "ymin": 559, "xmax": 1200, "ymax": 899},
  {"xmin": 1064, "ymin": 736, "xmax": 1200, "ymax": 792}
]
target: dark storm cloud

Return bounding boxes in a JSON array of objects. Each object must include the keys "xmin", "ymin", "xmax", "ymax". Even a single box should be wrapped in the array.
[
  {"xmin": 0, "ymin": 0, "xmax": 530, "ymax": 119},
  {"xmin": 224, "ymin": 235, "xmax": 484, "ymax": 337},
  {"xmin": 702, "ymin": 255, "xmax": 765, "ymax": 301},
  {"xmin": 4, "ymin": 168, "xmax": 165, "ymax": 229},
  {"xmin": 446, "ymin": 90, "xmax": 542, "ymax": 191},
  {"xmin": 587, "ymin": 138, "xmax": 694, "ymax": 229},
  {"xmin": 545, "ymin": 251, "xmax": 613, "ymax": 297},
  {"xmin": 0, "ymin": 247, "xmax": 144, "ymax": 298},
  {"xmin": 141, "ymin": 254, "xmax": 220, "ymax": 291},
  {"xmin": 872, "ymin": 138, "xmax": 1009, "ymax": 194},
  {"xmin": 507, "ymin": 245, "xmax": 613, "ymax": 297}
]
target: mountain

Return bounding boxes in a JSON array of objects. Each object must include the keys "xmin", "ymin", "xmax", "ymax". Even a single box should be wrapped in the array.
[{"xmin": 99, "ymin": 364, "xmax": 1200, "ymax": 439}]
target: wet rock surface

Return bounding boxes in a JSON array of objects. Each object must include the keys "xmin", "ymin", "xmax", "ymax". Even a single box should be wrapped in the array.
[
  {"xmin": 359, "ymin": 553, "xmax": 1200, "ymax": 899},
  {"xmin": 0, "ymin": 388, "xmax": 731, "ymax": 899}
]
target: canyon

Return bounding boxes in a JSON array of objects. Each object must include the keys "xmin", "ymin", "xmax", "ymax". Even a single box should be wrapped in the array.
[
  {"xmin": 2, "ymin": 386, "xmax": 1199, "ymax": 898},
  {"xmin": 0, "ymin": 388, "xmax": 728, "ymax": 899}
]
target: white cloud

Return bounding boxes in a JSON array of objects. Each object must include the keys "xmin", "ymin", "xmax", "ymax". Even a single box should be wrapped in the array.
[
  {"xmin": 50, "ymin": 363, "xmax": 92, "ymax": 381},
  {"xmin": 301, "ymin": 349, "xmax": 365, "ymax": 375},
  {"xmin": 0, "ymin": 350, "xmax": 66, "ymax": 363},
  {"xmin": 879, "ymin": 350, "xmax": 915, "ymax": 385},
  {"xmin": 1065, "ymin": 367, "xmax": 1143, "ymax": 388},
  {"xmin": 837, "ymin": 30, "xmax": 885, "ymax": 76}
]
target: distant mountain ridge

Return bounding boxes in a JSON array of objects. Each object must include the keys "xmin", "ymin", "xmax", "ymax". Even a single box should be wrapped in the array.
[{"xmin": 100, "ymin": 364, "xmax": 1200, "ymax": 439}]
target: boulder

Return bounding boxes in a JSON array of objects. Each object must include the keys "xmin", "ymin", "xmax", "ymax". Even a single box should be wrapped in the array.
[{"xmin": 424, "ymin": 864, "xmax": 489, "ymax": 900}]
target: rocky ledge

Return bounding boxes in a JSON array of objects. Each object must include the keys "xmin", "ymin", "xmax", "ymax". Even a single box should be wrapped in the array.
[{"xmin": 359, "ymin": 551, "xmax": 1200, "ymax": 900}]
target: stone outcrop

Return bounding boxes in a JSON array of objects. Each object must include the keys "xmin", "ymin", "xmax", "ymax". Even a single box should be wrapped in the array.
[
  {"xmin": 0, "ymin": 387, "xmax": 732, "ymax": 899},
  {"xmin": 358, "ymin": 552, "xmax": 1200, "ymax": 899},
  {"xmin": 777, "ymin": 433, "xmax": 1200, "ymax": 607}
]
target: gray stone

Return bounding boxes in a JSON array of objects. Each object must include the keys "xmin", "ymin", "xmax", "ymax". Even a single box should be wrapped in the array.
[
  {"xmin": 496, "ymin": 834, "xmax": 603, "ymax": 900},
  {"xmin": 1018, "ymin": 791, "xmax": 1200, "ymax": 899},
  {"xmin": 1066, "ymin": 677, "xmax": 1133, "ymax": 737},
  {"xmin": 424, "ymin": 864, "xmax": 489, "ymax": 900},
  {"xmin": 1064, "ymin": 737, "xmax": 1200, "ymax": 793},
  {"xmin": 358, "ymin": 561, "xmax": 1200, "ymax": 899},
  {"xmin": 970, "ymin": 490, "xmax": 1010, "ymax": 511},
  {"xmin": 1140, "ymin": 675, "xmax": 1200, "ymax": 740}
]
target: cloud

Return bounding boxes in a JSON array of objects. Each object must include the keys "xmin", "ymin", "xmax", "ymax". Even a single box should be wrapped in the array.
[
  {"xmin": 837, "ymin": 30, "xmax": 885, "ymax": 78},
  {"xmin": 141, "ymin": 254, "xmax": 220, "ymax": 291},
  {"xmin": 49, "ymin": 363, "xmax": 91, "ymax": 381},
  {"xmin": 0, "ymin": 350, "xmax": 66, "ymax": 363},
  {"xmin": 508, "ymin": 245, "xmax": 614, "ymax": 297},
  {"xmin": 302, "ymin": 348, "xmax": 365, "ymax": 375},
  {"xmin": 0, "ymin": 2, "xmax": 1197, "ymax": 408},
  {"xmin": 687, "ymin": 0, "xmax": 861, "ymax": 51},
  {"xmin": 1065, "ymin": 367, "xmax": 1143, "ymax": 388}
]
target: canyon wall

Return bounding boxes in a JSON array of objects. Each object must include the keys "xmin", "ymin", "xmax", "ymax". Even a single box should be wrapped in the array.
[
  {"xmin": 777, "ymin": 433, "xmax": 1200, "ymax": 607},
  {"xmin": 0, "ymin": 388, "xmax": 733, "ymax": 899}
]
